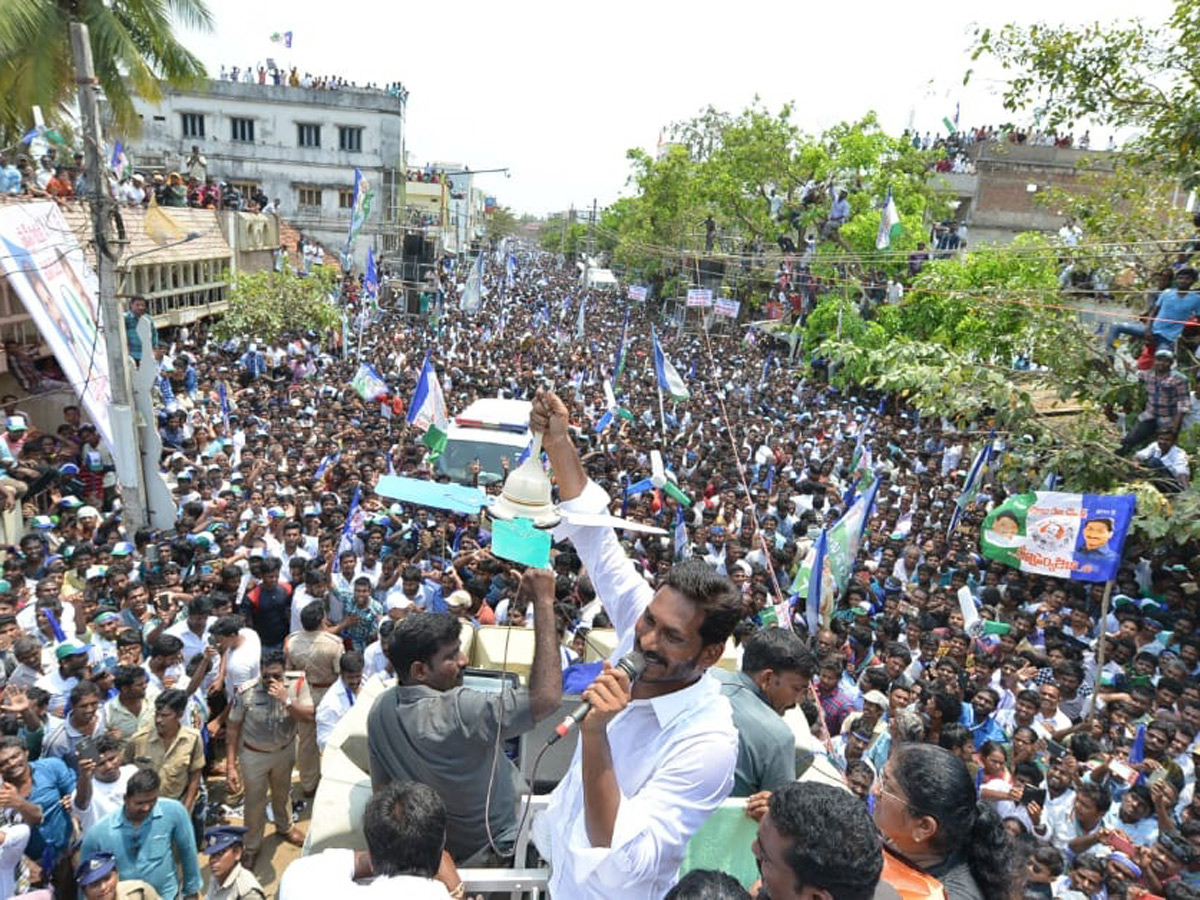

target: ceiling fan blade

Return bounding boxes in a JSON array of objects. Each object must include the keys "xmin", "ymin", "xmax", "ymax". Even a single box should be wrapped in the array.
[{"xmin": 559, "ymin": 511, "xmax": 668, "ymax": 535}]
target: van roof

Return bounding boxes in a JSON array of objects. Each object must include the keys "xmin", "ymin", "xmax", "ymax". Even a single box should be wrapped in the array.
[{"xmin": 454, "ymin": 398, "xmax": 532, "ymax": 432}]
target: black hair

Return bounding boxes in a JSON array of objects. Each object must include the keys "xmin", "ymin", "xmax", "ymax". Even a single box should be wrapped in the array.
[
  {"xmin": 149, "ymin": 633, "xmax": 184, "ymax": 658},
  {"xmin": 261, "ymin": 649, "xmax": 286, "ymax": 669},
  {"xmin": 741, "ymin": 628, "xmax": 815, "ymax": 678},
  {"xmin": 928, "ymin": 688, "xmax": 963, "ymax": 726},
  {"xmin": 1031, "ymin": 844, "xmax": 1064, "ymax": 877},
  {"xmin": 155, "ymin": 688, "xmax": 189, "ymax": 717},
  {"xmin": 127, "ymin": 767, "xmax": 161, "ymax": 795},
  {"xmin": 210, "ymin": 615, "xmax": 242, "ymax": 638},
  {"xmin": 389, "ymin": 613, "xmax": 462, "ymax": 683},
  {"xmin": 340, "ymin": 650, "xmax": 365, "ymax": 675},
  {"xmin": 1075, "ymin": 780, "xmax": 1112, "ymax": 814},
  {"xmin": 68, "ymin": 680, "xmax": 102, "ymax": 707},
  {"xmin": 664, "ymin": 559, "xmax": 742, "ymax": 647},
  {"xmin": 768, "ymin": 781, "xmax": 883, "ymax": 900},
  {"xmin": 362, "ymin": 781, "xmax": 446, "ymax": 878},
  {"xmin": 95, "ymin": 734, "xmax": 123, "ymax": 757},
  {"xmin": 113, "ymin": 665, "xmax": 148, "ymax": 690},
  {"xmin": 300, "ymin": 601, "xmax": 325, "ymax": 631},
  {"xmin": 664, "ymin": 870, "xmax": 751, "ymax": 899},
  {"xmin": 888, "ymin": 744, "xmax": 1019, "ymax": 900}
]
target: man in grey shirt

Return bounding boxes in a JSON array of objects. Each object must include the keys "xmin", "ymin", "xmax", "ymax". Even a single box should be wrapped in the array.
[
  {"xmin": 367, "ymin": 569, "xmax": 561, "ymax": 864},
  {"xmin": 712, "ymin": 627, "xmax": 814, "ymax": 800}
]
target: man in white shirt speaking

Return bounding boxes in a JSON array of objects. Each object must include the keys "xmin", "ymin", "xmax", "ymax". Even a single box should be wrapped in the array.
[{"xmin": 529, "ymin": 390, "xmax": 742, "ymax": 899}]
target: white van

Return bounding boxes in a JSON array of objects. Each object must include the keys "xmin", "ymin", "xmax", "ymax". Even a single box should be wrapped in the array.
[{"xmin": 435, "ymin": 398, "xmax": 532, "ymax": 486}]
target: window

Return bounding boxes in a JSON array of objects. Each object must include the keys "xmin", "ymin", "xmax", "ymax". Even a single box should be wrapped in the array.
[
  {"xmin": 298, "ymin": 187, "xmax": 322, "ymax": 208},
  {"xmin": 231, "ymin": 117, "xmax": 255, "ymax": 143},
  {"xmin": 181, "ymin": 113, "xmax": 205, "ymax": 139},
  {"xmin": 297, "ymin": 123, "xmax": 321, "ymax": 148},
  {"xmin": 230, "ymin": 181, "xmax": 260, "ymax": 201},
  {"xmin": 338, "ymin": 189, "xmax": 355, "ymax": 209},
  {"xmin": 338, "ymin": 126, "xmax": 363, "ymax": 153}
]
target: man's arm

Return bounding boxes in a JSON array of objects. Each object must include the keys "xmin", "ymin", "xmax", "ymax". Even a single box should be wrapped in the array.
[
  {"xmin": 174, "ymin": 800, "xmax": 203, "ymax": 897},
  {"xmin": 523, "ymin": 569, "xmax": 564, "ymax": 722},
  {"xmin": 579, "ymin": 662, "xmax": 630, "ymax": 847},
  {"xmin": 532, "ymin": 390, "xmax": 586, "ymax": 502}
]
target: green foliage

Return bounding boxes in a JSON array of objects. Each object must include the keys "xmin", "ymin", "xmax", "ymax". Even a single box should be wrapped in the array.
[
  {"xmin": 606, "ymin": 103, "xmax": 948, "ymax": 284},
  {"xmin": 538, "ymin": 218, "xmax": 588, "ymax": 256},
  {"xmin": 0, "ymin": 0, "xmax": 211, "ymax": 141},
  {"xmin": 215, "ymin": 263, "xmax": 341, "ymax": 345},
  {"xmin": 970, "ymin": 2, "xmax": 1200, "ymax": 184},
  {"xmin": 485, "ymin": 205, "xmax": 519, "ymax": 243}
]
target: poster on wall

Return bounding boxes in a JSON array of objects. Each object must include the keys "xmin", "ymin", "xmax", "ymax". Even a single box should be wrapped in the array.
[
  {"xmin": 980, "ymin": 491, "xmax": 1136, "ymax": 582},
  {"xmin": 0, "ymin": 202, "xmax": 114, "ymax": 449}
]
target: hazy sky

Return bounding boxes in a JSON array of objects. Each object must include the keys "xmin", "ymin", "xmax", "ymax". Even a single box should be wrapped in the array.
[{"xmin": 181, "ymin": 0, "xmax": 1172, "ymax": 217}]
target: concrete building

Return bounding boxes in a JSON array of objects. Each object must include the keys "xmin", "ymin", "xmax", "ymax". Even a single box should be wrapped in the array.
[
  {"xmin": 127, "ymin": 79, "xmax": 405, "ymax": 266},
  {"xmin": 934, "ymin": 142, "xmax": 1118, "ymax": 246}
]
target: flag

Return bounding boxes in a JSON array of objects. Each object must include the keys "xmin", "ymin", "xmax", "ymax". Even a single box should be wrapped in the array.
[
  {"xmin": 947, "ymin": 435, "xmax": 994, "ymax": 539},
  {"xmin": 333, "ymin": 485, "xmax": 361, "ymax": 574},
  {"xmin": 313, "ymin": 451, "xmax": 339, "ymax": 482},
  {"xmin": 763, "ymin": 464, "xmax": 775, "ymax": 495},
  {"xmin": 407, "ymin": 354, "xmax": 449, "ymax": 459},
  {"xmin": 364, "ymin": 247, "xmax": 378, "ymax": 300},
  {"xmin": 218, "ymin": 382, "xmax": 230, "ymax": 433},
  {"xmin": 673, "ymin": 507, "xmax": 689, "ymax": 561},
  {"xmin": 461, "ymin": 251, "xmax": 484, "ymax": 313},
  {"xmin": 613, "ymin": 308, "xmax": 629, "ymax": 388},
  {"xmin": 943, "ymin": 115, "xmax": 957, "ymax": 134},
  {"xmin": 351, "ymin": 362, "xmax": 387, "ymax": 401},
  {"xmin": 110, "ymin": 140, "xmax": 129, "ymax": 179},
  {"xmin": 516, "ymin": 438, "xmax": 533, "ymax": 466},
  {"xmin": 345, "ymin": 168, "xmax": 374, "ymax": 254},
  {"xmin": 805, "ymin": 529, "xmax": 828, "ymax": 634},
  {"xmin": 761, "ymin": 352, "xmax": 774, "ymax": 385},
  {"xmin": 596, "ymin": 380, "xmax": 618, "ymax": 433},
  {"xmin": 575, "ymin": 297, "xmax": 587, "ymax": 338},
  {"xmin": 505, "ymin": 254, "xmax": 516, "ymax": 292},
  {"xmin": 1129, "ymin": 724, "xmax": 1146, "ymax": 765},
  {"xmin": 652, "ymin": 328, "xmax": 690, "ymax": 401},
  {"xmin": 386, "ymin": 447, "xmax": 396, "ymax": 476},
  {"xmin": 875, "ymin": 188, "xmax": 902, "ymax": 250}
]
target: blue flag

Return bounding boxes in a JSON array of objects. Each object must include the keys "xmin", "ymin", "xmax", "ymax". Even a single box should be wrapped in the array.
[
  {"xmin": 218, "ymin": 382, "xmax": 231, "ymax": 433},
  {"xmin": 674, "ymin": 507, "xmax": 689, "ymax": 561},
  {"xmin": 333, "ymin": 485, "xmax": 361, "ymax": 574},
  {"xmin": 805, "ymin": 529, "xmax": 828, "ymax": 634},
  {"xmin": 1129, "ymin": 723, "xmax": 1146, "ymax": 765},
  {"xmin": 364, "ymin": 247, "xmax": 379, "ymax": 300},
  {"xmin": 947, "ymin": 434, "xmax": 994, "ymax": 539}
]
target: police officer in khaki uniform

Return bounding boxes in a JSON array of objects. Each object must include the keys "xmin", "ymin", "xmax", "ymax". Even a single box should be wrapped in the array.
[
  {"xmin": 225, "ymin": 650, "xmax": 313, "ymax": 871},
  {"xmin": 202, "ymin": 825, "xmax": 265, "ymax": 900},
  {"xmin": 284, "ymin": 599, "xmax": 343, "ymax": 796},
  {"xmin": 76, "ymin": 851, "xmax": 162, "ymax": 899}
]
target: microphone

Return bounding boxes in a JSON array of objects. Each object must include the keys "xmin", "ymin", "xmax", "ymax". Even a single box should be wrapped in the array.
[{"xmin": 547, "ymin": 650, "xmax": 647, "ymax": 744}]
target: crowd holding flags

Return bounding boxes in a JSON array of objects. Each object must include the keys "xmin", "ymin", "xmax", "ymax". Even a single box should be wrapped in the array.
[{"xmin": 652, "ymin": 328, "xmax": 690, "ymax": 402}]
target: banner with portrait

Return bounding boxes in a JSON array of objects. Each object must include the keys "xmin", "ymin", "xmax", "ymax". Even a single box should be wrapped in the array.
[
  {"xmin": 980, "ymin": 491, "xmax": 1136, "ymax": 582},
  {"xmin": 0, "ymin": 202, "xmax": 115, "ymax": 449}
]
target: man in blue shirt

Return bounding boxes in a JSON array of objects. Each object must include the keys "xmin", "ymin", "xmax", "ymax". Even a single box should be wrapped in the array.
[
  {"xmin": 964, "ymin": 686, "xmax": 1008, "ymax": 749},
  {"xmin": 0, "ymin": 735, "xmax": 77, "ymax": 890},
  {"xmin": 1150, "ymin": 266, "xmax": 1200, "ymax": 349},
  {"xmin": 79, "ymin": 768, "xmax": 202, "ymax": 900}
]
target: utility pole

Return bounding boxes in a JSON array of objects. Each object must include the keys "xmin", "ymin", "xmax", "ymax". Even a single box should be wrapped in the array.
[
  {"xmin": 71, "ymin": 22, "xmax": 148, "ymax": 529},
  {"xmin": 587, "ymin": 197, "xmax": 597, "ymax": 260}
]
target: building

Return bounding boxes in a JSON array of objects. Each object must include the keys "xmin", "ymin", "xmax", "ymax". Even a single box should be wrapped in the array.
[
  {"xmin": 935, "ymin": 142, "xmax": 1118, "ymax": 246},
  {"xmin": 127, "ymin": 78, "xmax": 405, "ymax": 267}
]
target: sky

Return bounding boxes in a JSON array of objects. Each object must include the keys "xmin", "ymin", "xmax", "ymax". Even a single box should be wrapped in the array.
[{"xmin": 181, "ymin": 0, "xmax": 1174, "ymax": 218}]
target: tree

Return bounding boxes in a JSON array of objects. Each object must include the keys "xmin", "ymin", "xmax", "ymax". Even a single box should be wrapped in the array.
[
  {"xmin": 0, "ymin": 0, "xmax": 211, "ymax": 142},
  {"xmin": 605, "ymin": 104, "xmax": 948, "ymax": 296},
  {"xmin": 214, "ymin": 262, "xmax": 342, "ymax": 345},
  {"xmin": 969, "ymin": 2, "xmax": 1200, "ymax": 183},
  {"xmin": 485, "ymin": 205, "xmax": 519, "ymax": 243}
]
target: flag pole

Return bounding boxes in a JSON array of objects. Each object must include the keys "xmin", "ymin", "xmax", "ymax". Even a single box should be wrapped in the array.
[
  {"xmin": 657, "ymin": 382, "xmax": 667, "ymax": 439},
  {"xmin": 1089, "ymin": 579, "xmax": 1114, "ymax": 724}
]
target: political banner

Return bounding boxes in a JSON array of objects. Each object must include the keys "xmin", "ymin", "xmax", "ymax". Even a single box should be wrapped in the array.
[
  {"xmin": 980, "ymin": 491, "xmax": 1136, "ymax": 582},
  {"xmin": 627, "ymin": 285, "xmax": 648, "ymax": 302},
  {"xmin": 686, "ymin": 287, "xmax": 713, "ymax": 307},
  {"xmin": 714, "ymin": 297, "xmax": 741, "ymax": 318},
  {"xmin": 0, "ymin": 202, "xmax": 114, "ymax": 450}
]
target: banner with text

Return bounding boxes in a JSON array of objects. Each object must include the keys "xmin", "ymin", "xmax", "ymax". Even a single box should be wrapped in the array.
[
  {"xmin": 980, "ymin": 490, "xmax": 1136, "ymax": 582},
  {"xmin": 686, "ymin": 287, "xmax": 713, "ymax": 307},
  {"xmin": 0, "ymin": 202, "xmax": 114, "ymax": 449},
  {"xmin": 714, "ymin": 297, "xmax": 741, "ymax": 318},
  {"xmin": 627, "ymin": 285, "xmax": 648, "ymax": 302}
]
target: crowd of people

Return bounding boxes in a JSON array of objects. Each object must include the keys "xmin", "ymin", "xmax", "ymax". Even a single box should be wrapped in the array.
[
  {"xmin": 216, "ymin": 64, "xmax": 407, "ymax": 100},
  {"xmin": 0, "ymin": 241, "xmax": 1195, "ymax": 900}
]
